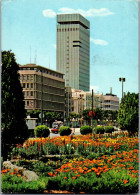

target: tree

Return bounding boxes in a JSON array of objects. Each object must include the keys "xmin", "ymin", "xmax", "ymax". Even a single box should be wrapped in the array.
[
  {"xmin": 26, "ymin": 110, "xmax": 40, "ymax": 118},
  {"xmin": 45, "ymin": 112, "xmax": 63, "ymax": 127},
  {"xmin": 2, "ymin": 50, "xmax": 28, "ymax": 160},
  {"xmin": 118, "ymin": 92, "xmax": 139, "ymax": 135},
  {"xmin": 103, "ymin": 110, "xmax": 118, "ymax": 121}
]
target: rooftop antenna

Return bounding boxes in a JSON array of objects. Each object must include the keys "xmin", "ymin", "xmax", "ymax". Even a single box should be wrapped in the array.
[
  {"xmin": 34, "ymin": 50, "xmax": 37, "ymax": 65},
  {"xmin": 110, "ymin": 87, "xmax": 112, "ymax": 94}
]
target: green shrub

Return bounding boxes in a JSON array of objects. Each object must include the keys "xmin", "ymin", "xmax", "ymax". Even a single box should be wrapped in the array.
[
  {"xmin": 104, "ymin": 126, "xmax": 114, "ymax": 133},
  {"xmin": 94, "ymin": 126, "xmax": 105, "ymax": 134},
  {"xmin": 34, "ymin": 125, "xmax": 50, "ymax": 137},
  {"xmin": 59, "ymin": 126, "xmax": 71, "ymax": 136},
  {"xmin": 80, "ymin": 126, "xmax": 92, "ymax": 135},
  {"xmin": 1, "ymin": 174, "xmax": 47, "ymax": 193}
]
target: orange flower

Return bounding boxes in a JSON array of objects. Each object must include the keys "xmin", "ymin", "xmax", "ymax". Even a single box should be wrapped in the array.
[
  {"xmin": 10, "ymin": 172, "xmax": 14, "ymax": 175},
  {"xmin": 123, "ymin": 180, "xmax": 128, "ymax": 184},
  {"xmin": 72, "ymin": 177, "xmax": 76, "ymax": 179},
  {"xmin": 96, "ymin": 172, "xmax": 101, "ymax": 176},
  {"xmin": 48, "ymin": 172, "xmax": 53, "ymax": 176},
  {"xmin": 64, "ymin": 177, "xmax": 67, "ymax": 179}
]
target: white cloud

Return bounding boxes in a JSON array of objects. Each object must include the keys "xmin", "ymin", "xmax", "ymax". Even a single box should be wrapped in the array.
[
  {"xmin": 90, "ymin": 85, "xmax": 102, "ymax": 93},
  {"xmin": 59, "ymin": 7, "xmax": 115, "ymax": 17},
  {"xmin": 42, "ymin": 9, "xmax": 56, "ymax": 18},
  {"xmin": 90, "ymin": 38, "xmax": 108, "ymax": 46},
  {"xmin": 42, "ymin": 8, "xmax": 115, "ymax": 18}
]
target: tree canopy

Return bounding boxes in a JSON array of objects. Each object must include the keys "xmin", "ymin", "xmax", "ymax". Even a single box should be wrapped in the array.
[
  {"xmin": 2, "ymin": 50, "xmax": 28, "ymax": 159},
  {"xmin": 118, "ymin": 92, "xmax": 139, "ymax": 135}
]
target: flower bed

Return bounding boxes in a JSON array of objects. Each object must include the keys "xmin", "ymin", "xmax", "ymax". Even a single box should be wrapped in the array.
[
  {"xmin": 1, "ymin": 133, "xmax": 139, "ymax": 193},
  {"xmin": 11, "ymin": 133, "xmax": 138, "ymax": 159}
]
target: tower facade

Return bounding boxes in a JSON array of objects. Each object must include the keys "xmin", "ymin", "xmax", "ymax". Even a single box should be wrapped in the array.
[{"xmin": 56, "ymin": 13, "xmax": 90, "ymax": 91}]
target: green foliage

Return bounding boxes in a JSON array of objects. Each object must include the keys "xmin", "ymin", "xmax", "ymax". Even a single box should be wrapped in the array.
[
  {"xmin": 45, "ymin": 112, "xmax": 63, "ymax": 127},
  {"xmin": 34, "ymin": 125, "xmax": 50, "ymax": 137},
  {"xmin": 83, "ymin": 108, "xmax": 118, "ymax": 125},
  {"xmin": 94, "ymin": 108, "xmax": 104, "ymax": 120},
  {"xmin": 94, "ymin": 126, "xmax": 105, "ymax": 134},
  {"xmin": 59, "ymin": 126, "xmax": 71, "ymax": 136},
  {"xmin": 80, "ymin": 126, "xmax": 92, "ymax": 135},
  {"xmin": 67, "ymin": 112, "xmax": 81, "ymax": 120},
  {"xmin": 1, "ymin": 50, "xmax": 28, "ymax": 160},
  {"xmin": 118, "ymin": 92, "xmax": 139, "ymax": 135},
  {"xmin": 83, "ymin": 109, "xmax": 91, "ymax": 121},
  {"xmin": 46, "ymin": 169, "xmax": 138, "ymax": 193},
  {"xmin": 1, "ymin": 174, "xmax": 47, "ymax": 193},
  {"xmin": 103, "ymin": 110, "xmax": 118, "ymax": 121},
  {"xmin": 104, "ymin": 126, "xmax": 114, "ymax": 133},
  {"xmin": 27, "ymin": 110, "xmax": 40, "ymax": 118}
]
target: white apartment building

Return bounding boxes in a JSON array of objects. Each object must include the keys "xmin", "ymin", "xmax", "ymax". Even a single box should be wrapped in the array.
[
  {"xmin": 71, "ymin": 89, "xmax": 119, "ymax": 114},
  {"xmin": 71, "ymin": 89, "xmax": 104, "ymax": 114},
  {"xmin": 103, "ymin": 93, "xmax": 120, "ymax": 111}
]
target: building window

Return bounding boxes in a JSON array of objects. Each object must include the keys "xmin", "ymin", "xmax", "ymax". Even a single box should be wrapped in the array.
[
  {"xmin": 23, "ymin": 83, "xmax": 25, "ymax": 88},
  {"xmin": 31, "ymin": 83, "xmax": 33, "ymax": 88},
  {"xmin": 27, "ymin": 101, "xmax": 29, "ymax": 107},
  {"xmin": 31, "ymin": 75, "xmax": 34, "ymax": 80},
  {"xmin": 31, "ymin": 91, "xmax": 33, "ymax": 96},
  {"xmin": 27, "ymin": 83, "xmax": 29, "ymax": 88},
  {"xmin": 27, "ymin": 91, "xmax": 29, "ymax": 96},
  {"xmin": 27, "ymin": 75, "xmax": 29, "ymax": 80},
  {"xmin": 73, "ymin": 45, "xmax": 81, "ymax": 47}
]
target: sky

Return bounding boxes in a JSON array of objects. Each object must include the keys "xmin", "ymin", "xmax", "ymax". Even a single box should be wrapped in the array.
[{"xmin": 1, "ymin": 0, "xmax": 139, "ymax": 100}]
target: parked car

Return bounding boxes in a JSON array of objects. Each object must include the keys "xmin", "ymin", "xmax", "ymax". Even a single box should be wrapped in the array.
[{"xmin": 51, "ymin": 126, "xmax": 73, "ymax": 134}]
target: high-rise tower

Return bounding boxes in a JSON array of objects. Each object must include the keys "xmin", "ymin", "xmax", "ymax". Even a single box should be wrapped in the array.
[{"xmin": 56, "ymin": 13, "xmax": 90, "ymax": 91}]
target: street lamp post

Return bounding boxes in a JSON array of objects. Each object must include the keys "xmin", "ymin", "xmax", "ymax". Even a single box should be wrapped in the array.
[{"xmin": 119, "ymin": 77, "xmax": 125, "ymax": 99}]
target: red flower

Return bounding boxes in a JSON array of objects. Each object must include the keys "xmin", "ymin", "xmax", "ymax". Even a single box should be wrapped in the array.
[{"xmin": 123, "ymin": 180, "xmax": 128, "ymax": 184}]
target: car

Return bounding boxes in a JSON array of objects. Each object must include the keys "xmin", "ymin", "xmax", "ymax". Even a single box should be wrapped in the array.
[
  {"xmin": 51, "ymin": 127, "xmax": 73, "ymax": 134},
  {"xmin": 51, "ymin": 127, "xmax": 59, "ymax": 134}
]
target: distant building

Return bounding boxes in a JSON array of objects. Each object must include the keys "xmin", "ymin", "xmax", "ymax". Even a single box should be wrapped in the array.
[
  {"xmin": 103, "ymin": 93, "xmax": 119, "ymax": 111},
  {"xmin": 71, "ymin": 89, "xmax": 86, "ymax": 114},
  {"xmin": 71, "ymin": 89, "xmax": 103, "ymax": 114},
  {"xmin": 19, "ymin": 64, "xmax": 65, "ymax": 115},
  {"xmin": 56, "ymin": 13, "xmax": 90, "ymax": 91},
  {"xmin": 71, "ymin": 89, "xmax": 119, "ymax": 114}
]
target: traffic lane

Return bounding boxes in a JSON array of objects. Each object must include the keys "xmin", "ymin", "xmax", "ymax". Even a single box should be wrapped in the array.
[{"xmin": 49, "ymin": 128, "xmax": 81, "ymax": 138}]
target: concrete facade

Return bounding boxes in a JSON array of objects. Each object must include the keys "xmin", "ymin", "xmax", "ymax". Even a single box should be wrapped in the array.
[
  {"xmin": 71, "ymin": 89, "xmax": 119, "ymax": 114},
  {"xmin": 103, "ymin": 93, "xmax": 119, "ymax": 111},
  {"xmin": 19, "ymin": 64, "xmax": 65, "ymax": 114},
  {"xmin": 56, "ymin": 13, "xmax": 90, "ymax": 91}
]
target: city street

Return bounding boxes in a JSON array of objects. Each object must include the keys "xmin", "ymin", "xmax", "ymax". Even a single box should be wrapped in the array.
[{"xmin": 49, "ymin": 128, "xmax": 81, "ymax": 138}]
